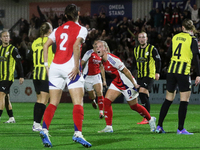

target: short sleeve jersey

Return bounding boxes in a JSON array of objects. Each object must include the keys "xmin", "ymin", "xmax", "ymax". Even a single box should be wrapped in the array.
[
  {"xmin": 82, "ymin": 49, "xmax": 102, "ymax": 76},
  {"xmin": 103, "ymin": 53, "xmax": 133, "ymax": 90},
  {"xmin": 32, "ymin": 37, "xmax": 54, "ymax": 80},
  {"xmin": 49, "ymin": 21, "xmax": 88, "ymax": 64}
]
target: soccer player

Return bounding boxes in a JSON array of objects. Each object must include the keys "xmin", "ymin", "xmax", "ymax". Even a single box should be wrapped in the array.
[
  {"xmin": 96, "ymin": 40, "xmax": 156, "ymax": 133},
  {"xmin": 132, "ymin": 32, "xmax": 161, "ymax": 124},
  {"xmin": 0, "ymin": 29, "xmax": 24, "ymax": 123},
  {"xmin": 39, "ymin": 4, "xmax": 91, "ymax": 148},
  {"xmin": 156, "ymin": 19, "xmax": 200, "ymax": 134},
  {"xmin": 31, "ymin": 22, "xmax": 54, "ymax": 131},
  {"xmin": 81, "ymin": 40, "xmax": 106, "ymax": 119}
]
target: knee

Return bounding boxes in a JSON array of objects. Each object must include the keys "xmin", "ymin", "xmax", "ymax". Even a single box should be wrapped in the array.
[{"xmin": 104, "ymin": 98, "xmax": 112, "ymax": 106}]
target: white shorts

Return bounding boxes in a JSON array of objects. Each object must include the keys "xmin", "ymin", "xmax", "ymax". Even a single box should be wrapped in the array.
[
  {"xmin": 109, "ymin": 83, "xmax": 139, "ymax": 101},
  {"xmin": 84, "ymin": 74, "xmax": 102, "ymax": 91},
  {"xmin": 49, "ymin": 63, "xmax": 84, "ymax": 90}
]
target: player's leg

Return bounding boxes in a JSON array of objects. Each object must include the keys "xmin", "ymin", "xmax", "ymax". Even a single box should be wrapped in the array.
[
  {"xmin": 87, "ymin": 90, "xmax": 98, "ymax": 109},
  {"xmin": 0, "ymin": 91, "xmax": 6, "ymax": 122},
  {"xmin": 177, "ymin": 74, "xmax": 193, "ymax": 135},
  {"xmin": 33, "ymin": 80, "xmax": 49, "ymax": 131},
  {"xmin": 93, "ymin": 82, "xmax": 104, "ymax": 119},
  {"xmin": 69, "ymin": 85, "xmax": 92, "ymax": 147},
  {"xmin": 98, "ymin": 84, "xmax": 121, "ymax": 133},
  {"xmin": 156, "ymin": 73, "xmax": 176, "ymax": 133},
  {"xmin": 4, "ymin": 94, "xmax": 16, "ymax": 123}
]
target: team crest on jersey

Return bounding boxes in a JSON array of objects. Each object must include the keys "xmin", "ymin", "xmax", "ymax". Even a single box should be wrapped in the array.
[
  {"xmin": 137, "ymin": 57, "xmax": 147, "ymax": 62},
  {"xmin": 6, "ymin": 51, "xmax": 9, "ymax": 55},
  {"xmin": 145, "ymin": 52, "xmax": 149, "ymax": 55}
]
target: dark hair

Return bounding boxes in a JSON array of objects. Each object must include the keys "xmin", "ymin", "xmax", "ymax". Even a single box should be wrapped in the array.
[
  {"xmin": 39, "ymin": 22, "xmax": 52, "ymax": 46},
  {"xmin": 65, "ymin": 4, "xmax": 78, "ymax": 21},
  {"xmin": 182, "ymin": 19, "xmax": 197, "ymax": 33}
]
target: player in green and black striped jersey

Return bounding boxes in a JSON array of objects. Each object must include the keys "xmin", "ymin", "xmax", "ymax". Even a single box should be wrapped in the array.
[
  {"xmin": 31, "ymin": 22, "xmax": 54, "ymax": 132},
  {"xmin": 132, "ymin": 32, "xmax": 161, "ymax": 124},
  {"xmin": 0, "ymin": 29, "xmax": 24, "ymax": 123},
  {"xmin": 156, "ymin": 19, "xmax": 200, "ymax": 134}
]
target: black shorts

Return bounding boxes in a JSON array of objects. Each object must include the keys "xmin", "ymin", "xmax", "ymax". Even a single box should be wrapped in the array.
[
  {"xmin": 33, "ymin": 80, "xmax": 49, "ymax": 94},
  {"xmin": 137, "ymin": 77, "xmax": 154, "ymax": 91},
  {"xmin": 166, "ymin": 73, "xmax": 191, "ymax": 92},
  {"xmin": 0, "ymin": 81, "xmax": 13, "ymax": 94}
]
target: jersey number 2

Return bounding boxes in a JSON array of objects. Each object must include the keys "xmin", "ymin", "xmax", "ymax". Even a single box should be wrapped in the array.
[
  {"xmin": 60, "ymin": 33, "xmax": 68, "ymax": 51},
  {"xmin": 174, "ymin": 43, "xmax": 182, "ymax": 59}
]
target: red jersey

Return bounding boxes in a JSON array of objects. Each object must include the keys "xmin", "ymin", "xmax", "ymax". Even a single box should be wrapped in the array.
[
  {"xmin": 103, "ymin": 53, "xmax": 134, "ymax": 90},
  {"xmin": 49, "ymin": 21, "xmax": 88, "ymax": 64},
  {"xmin": 82, "ymin": 49, "xmax": 102, "ymax": 77}
]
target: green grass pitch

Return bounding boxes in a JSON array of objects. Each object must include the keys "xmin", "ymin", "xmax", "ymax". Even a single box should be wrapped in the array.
[{"xmin": 0, "ymin": 103, "xmax": 200, "ymax": 150}]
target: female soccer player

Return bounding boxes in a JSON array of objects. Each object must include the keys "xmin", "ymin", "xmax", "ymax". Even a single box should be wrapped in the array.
[
  {"xmin": 156, "ymin": 19, "xmax": 200, "ymax": 134},
  {"xmin": 31, "ymin": 22, "xmax": 54, "ymax": 132},
  {"xmin": 96, "ymin": 40, "xmax": 156, "ymax": 133},
  {"xmin": 81, "ymin": 40, "xmax": 106, "ymax": 119},
  {"xmin": 39, "ymin": 4, "xmax": 91, "ymax": 148}
]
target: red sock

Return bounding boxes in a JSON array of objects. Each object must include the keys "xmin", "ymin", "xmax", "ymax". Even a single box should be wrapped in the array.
[
  {"xmin": 73, "ymin": 105, "xmax": 84, "ymax": 132},
  {"xmin": 104, "ymin": 98, "xmax": 112, "ymax": 125},
  {"xmin": 98, "ymin": 96, "xmax": 104, "ymax": 111},
  {"xmin": 130, "ymin": 103, "xmax": 151, "ymax": 120},
  {"xmin": 42, "ymin": 104, "xmax": 57, "ymax": 130}
]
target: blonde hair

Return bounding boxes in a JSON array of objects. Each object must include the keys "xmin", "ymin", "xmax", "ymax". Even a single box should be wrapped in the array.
[
  {"xmin": 0, "ymin": 29, "xmax": 9, "ymax": 37},
  {"xmin": 182, "ymin": 19, "xmax": 198, "ymax": 33},
  {"xmin": 39, "ymin": 22, "xmax": 52, "ymax": 46},
  {"xmin": 97, "ymin": 40, "xmax": 110, "ymax": 53}
]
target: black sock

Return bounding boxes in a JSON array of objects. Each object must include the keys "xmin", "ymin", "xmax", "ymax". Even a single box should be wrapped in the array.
[
  {"xmin": 7, "ymin": 110, "xmax": 13, "ymax": 117},
  {"xmin": 158, "ymin": 99, "xmax": 173, "ymax": 127},
  {"xmin": 34, "ymin": 102, "xmax": 46, "ymax": 123},
  {"xmin": 178, "ymin": 101, "xmax": 188, "ymax": 131},
  {"xmin": 139, "ymin": 93, "xmax": 150, "ymax": 112},
  {"xmin": 0, "ymin": 110, "xmax": 3, "ymax": 117}
]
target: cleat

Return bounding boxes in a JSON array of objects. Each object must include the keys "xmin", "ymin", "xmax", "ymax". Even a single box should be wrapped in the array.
[
  {"xmin": 155, "ymin": 125, "xmax": 166, "ymax": 133},
  {"xmin": 99, "ymin": 113, "xmax": 104, "ymax": 119},
  {"xmin": 177, "ymin": 129, "xmax": 193, "ymax": 135},
  {"xmin": 92, "ymin": 100, "xmax": 98, "ymax": 109},
  {"xmin": 4, "ymin": 117, "xmax": 16, "ymax": 123},
  {"xmin": 40, "ymin": 130, "xmax": 52, "ymax": 147},
  {"xmin": 72, "ymin": 134, "xmax": 92, "ymax": 148},
  {"xmin": 149, "ymin": 117, "xmax": 156, "ymax": 132},
  {"xmin": 137, "ymin": 118, "xmax": 149, "ymax": 124},
  {"xmin": 98, "ymin": 126, "xmax": 113, "ymax": 133},
  {"xmin": 32, "ymin": 122, "xmax": 42, "ymax": 132}
]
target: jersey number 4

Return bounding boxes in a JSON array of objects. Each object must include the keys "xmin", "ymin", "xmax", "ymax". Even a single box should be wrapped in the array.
[
  {"xmin": 174, "ymin": 43, "xmax": 182, "ymax": 59},
  {"xmin": 60, "ymin": 33, "xmax": 68, "ymax": 51}
]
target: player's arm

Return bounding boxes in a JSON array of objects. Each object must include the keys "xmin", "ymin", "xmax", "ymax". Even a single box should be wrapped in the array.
[
  {"xmin": 191, "ymin": 37, "xmax": 200, "ymax": 86},
  {"xmin": 43, "ymin": 38, "xmax": 53, "ymax": 74},
  {"xmin": 100, "ymin": 63, "xmax": 107, "ymax": 87},
  {"xmin": 68, "ymin": 37, "xmax": 83, "ymax": 80},
  {"xmin": 12, "ymin": 48, "xmax": 24, "ymax": 84},
  {"xmin": 131, "ymin": 49, "xmax": 137, "ymax": 77},
  {"xmin": 121, "ymin": 67, "xmax": 139, "ymax": 88},
  {"xmin": 152, "ymin": 47, "xmax": 161, "ymax": 80}
]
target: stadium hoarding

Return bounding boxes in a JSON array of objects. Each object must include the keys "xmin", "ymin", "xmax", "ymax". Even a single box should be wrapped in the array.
[
  {"xmin": 153, "ymin": 0, "xmax": 196, "ymax": 10},
  {"xmin": 10, "ymin": 80, "xmax": 200, "ymax": 104}
]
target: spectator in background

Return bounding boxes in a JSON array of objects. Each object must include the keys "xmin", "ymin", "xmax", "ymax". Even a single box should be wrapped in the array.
[
  {"xmin": 0, "ymin": 20, "xmax": 4, "ymax": 30},
  {"xmin": 185, "ymin": 0, "xmax": 200, "ymax": 29},
  {"xmin": 153, "ymin": 8, "xmax": 163, "ymax": 34}
]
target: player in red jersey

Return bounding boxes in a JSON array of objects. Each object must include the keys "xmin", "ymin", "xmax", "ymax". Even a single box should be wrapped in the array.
[
  {"xmin": 96, "ymin": 41, "xmax": 156, "ymax": 133},
  {"xmin": 39, "ymin": 4, "xmax": 91, "ymax": 148},
  {"xmin": 81, "ymin": 40, "xmax": 106, "ymax": 119}
]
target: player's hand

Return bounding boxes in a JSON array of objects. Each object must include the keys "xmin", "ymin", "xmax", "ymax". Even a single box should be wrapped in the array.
[
  {"xmin": 134, "ymin": 83, "xmax": 140, "ymax": 89},
  {"xmin": 195, "ymin": 76, "xmax": 200, "ymax": 86},
  {"xmin": 155, "ymin": 73, "xmax": 160, "ymax": 80},
  {"xmin": 19, "ymin": 78, "xmax": 24, "ymax": 84},
  {"xmin": 68, "ymin": 67, "xmax": 80, "ymax": 80},
  {"xmin": 45, "ymin": 66, "xmax": 49, "ymax": 77},
  {"xmin": 103, "ymin": 80, "xmax": 107, "ymax": 88}
]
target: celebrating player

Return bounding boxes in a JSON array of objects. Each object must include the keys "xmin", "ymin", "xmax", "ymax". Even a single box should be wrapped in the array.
[{"xmin": 96, "ymin": 40, "xmax": 156, "ymax": 133}]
